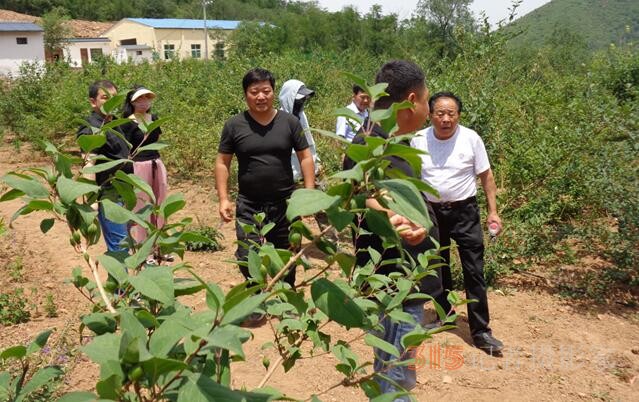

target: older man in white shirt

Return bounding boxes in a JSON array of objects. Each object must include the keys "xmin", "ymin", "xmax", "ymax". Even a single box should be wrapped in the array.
[{"xmin": 411, "ymin": 91, "xmax": 504, "ymax": 355}]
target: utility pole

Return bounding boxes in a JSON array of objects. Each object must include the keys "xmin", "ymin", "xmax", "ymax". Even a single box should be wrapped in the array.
[{"xmin": 202, "ymin": 0, "xmax": 210, "ymax": 60}]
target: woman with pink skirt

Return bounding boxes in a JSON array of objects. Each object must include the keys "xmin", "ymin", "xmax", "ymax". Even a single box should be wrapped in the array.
[{"xmin": 122, "ymin": 86, "xmax": 172, "ymax": 263}]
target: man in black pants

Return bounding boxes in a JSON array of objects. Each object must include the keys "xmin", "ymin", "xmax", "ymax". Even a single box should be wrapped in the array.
[
  {"xmin": 215, "ymin": 68, "xmax": 315, "ymax": 296},
  {"xmin": 411, "ymin": 91, "xmax": 504, "ymax": 354}
]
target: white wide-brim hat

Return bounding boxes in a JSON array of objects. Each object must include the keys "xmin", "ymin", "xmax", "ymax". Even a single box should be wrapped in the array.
[{"xmin": 131, "ymin": 88, "xmax": 156, "ymax": 102}]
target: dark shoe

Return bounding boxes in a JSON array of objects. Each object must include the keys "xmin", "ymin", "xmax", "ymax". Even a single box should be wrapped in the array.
[
  {"xmin": 473, "ymin": 332, "xmax": 504, "ymax": 355},
  {"xmin": 240, "ymin": 313, "xmax": 267, "ymax": 328}
]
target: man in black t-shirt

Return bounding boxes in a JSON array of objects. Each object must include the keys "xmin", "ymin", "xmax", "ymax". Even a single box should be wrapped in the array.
[
  {"xmin": 215, "ymin": 68, "xmax": 314, "ymax": 292},
  {"xmin": 77, "ymin": 80, "xmax": 133, "ymax": 253}
]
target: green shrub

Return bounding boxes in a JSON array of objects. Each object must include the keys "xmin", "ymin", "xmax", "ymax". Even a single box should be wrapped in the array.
[
  {"xmin": 0, "ymin": 288, "xmax": 30, "ymax": 325},
  {"xmin": 184, "ymin": 225, "xmax": 225, "ymax": 252}
]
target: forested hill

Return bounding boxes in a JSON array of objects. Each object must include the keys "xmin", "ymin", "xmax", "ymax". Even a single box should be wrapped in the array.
[
  {"xmin": 506, "ymin": 0, "xmax": 639, "ymax": 50},
  {"xmin": 0, "ymin": 0, "xmax": 307, "ymax": 21}
]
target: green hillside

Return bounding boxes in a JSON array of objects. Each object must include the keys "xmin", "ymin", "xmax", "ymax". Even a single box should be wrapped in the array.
[{"xmin": 507, "ymin": 0, "xmax": 639, "ymax": 49}]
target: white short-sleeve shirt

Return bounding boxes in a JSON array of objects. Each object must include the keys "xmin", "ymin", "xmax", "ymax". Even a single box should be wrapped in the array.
[{"xmin": 411, "ymin": 125, "xmax": 490, "ymax": 202}]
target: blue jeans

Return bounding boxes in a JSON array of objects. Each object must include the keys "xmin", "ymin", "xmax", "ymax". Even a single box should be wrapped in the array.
[
  {"xmin": 373, "ymin": 302, "xmax": 424, "ymax": 401},
  {"xmin": 98, "ymin": 203, "xmax": 128, "ymax": 253}
]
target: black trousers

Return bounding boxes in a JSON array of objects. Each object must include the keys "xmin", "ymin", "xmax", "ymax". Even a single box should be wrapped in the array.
[
  {"xmin": 235, "ymin": 195, "xmax": 296, "ymax": 287},
  {"xmin": 432, "ymin": 197, "xmax": 491, "ymax": 337}
]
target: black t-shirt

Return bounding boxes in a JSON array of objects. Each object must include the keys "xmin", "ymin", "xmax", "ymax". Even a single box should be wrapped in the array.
[
  {"xmin": 218, "ymin": 110, "xmax": 309, "ymax": 202},
  {"xmin": 343, "ymin": 124, "xmax": 442, "ymax": 298},
  {"xmin": 77, "ymin": 111, "xmax": 133, "ymax": 187},
  {"xmin": 122, "ymin": 114, "xmax": 162, "ymax": 162}
]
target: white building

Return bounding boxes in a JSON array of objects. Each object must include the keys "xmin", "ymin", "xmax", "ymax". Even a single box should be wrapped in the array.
[
  {"xmin": 0, "ymin": 22, "xmax": 44, "ymax": 76},
  {"xmin": 63, "ymin": 37, "xmax": 111, "ymax": 67}
]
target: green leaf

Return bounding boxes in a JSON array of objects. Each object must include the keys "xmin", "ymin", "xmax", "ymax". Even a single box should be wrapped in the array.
[
  {"xmin": 129, "ymin": 266, "xmax": 174, "ymax": 305},
  {"xmin": 0, "ymin": 371, "xmax": 10, "ymax": 401},
  {"xmin": 81, "ymin": 313, "xmax": 117, "ymax": 335},
  {"xmin": 173, "ymin": 278, "xmax": 205, "ymax": 297},
  {"xmin": 364, "ymin": 334, "xmax": 400, "ymax": 358},
  {"xmin": 159, "ymin": 193, "xmax": 186, "ymax": 220},
  {"xmin": 0, "ymin": 188, "xmax": 25, "ymax": 202},
  {"xmin": 376, "ymin": 179, "xmax": 432, "ymax": 230},
  {"xmin": 17, "ymin": 366, "xmax": 62, "ymax": 400},
  {"xmin": 334, "ymin": 107, "xmax": 364, "ymax": 124},
  {"xmin": 140, "ymin": 357, "xmax": 187, "ymax": 383},
  {"xmin": 56, "ymin": 176, "xmax": 100, "ymax": 205},
  {"xmin": 81, "ymin": 333, "xmax": 122, "ymax": 364},
  {"xmin": 1, "ymin": 345, "xmax": 26, "ymax": 361},
  {"xmin": 365, "ymin": 209, "xmax": 398, "ymax": 239},
  {"xmin": 204, "ymin": 326, "xmax": 250, "ymax": 359},
  {"xmin": 82, "ymin": 158, "xmax": 129, "ymax": 175},
  {"xmin": 39, "ymin": 218, "xmax": 55, "ymax": 234},
  {"xmin": 125, "ymin": 232, "xmax": 158, "ymax": 270},
  {"xmin": 177, "ymin": 373, "xmax": 275, "ymax": 402},
  {"xmin": 57, "ymin": 392, "xmax": 100, "ymax": 402},
  {"xmin": 311, "ymin": 278, "xmax": 368, "ymax": 329},
  {"xmin": 400, "ymin": 327, "xmax": 431, "ymax": 349},
  {"xmin": 119, "ymin": 310, "xmax": 147, "ymax": 341},
  {"xmin": 96, "ymin": 374, "xmax": 122, "ymax": 400},
  {"xmin": 2, "ymin": 173, "xmax": 49, "ymax": 198},
  {"xmin": 102, "ymin": 198, "xmax": 147, "ymax": 226},
  {"xmin": 101, "ymin": 93, "xmax": 126, "ymax": 115},
  {"xmin": 149, "ymin": 315, "xmax": 193, "ymax": 357},
  {"xmin": 345, "ymin": 144, "xmax": 371, "ymax": 163},
  {"xmin": 97, "ymin": 255, "xmax": 128, "ymax": 285},
  {"xmin": 286, "ymin": 189, "xmax": 340, "ymax": 221},
  {"xmin": 26, "ymin": 330, "xmax": 53, "ymax": 355},
  {"xmin": 310, "ymin": 127, "xmax": 351, "ymax": 144},
  {"xmin": 77, "ymin": 135, "xmax": 107, "ymax": 154},
  {"xmin": 326, "ymin": 207, "xmax": 354, "ymax": 231},
  {"xmin": 135, "ymin": 142, "xmax": 169, "ymax": 153},
  {"xmin": 368, "ymin": 83, "xmax": 389, "ymax": 101},
  {"xmin": 221, "ymin": 292, "xmax": 269, "ymax": 326},
  {"xmin": 114, "ymin": 171, "xmax": 155, "ymax": 203}
]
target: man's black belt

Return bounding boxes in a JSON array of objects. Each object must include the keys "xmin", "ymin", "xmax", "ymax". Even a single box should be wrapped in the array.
[{"xmin": 430, "ymin": 196, "xmax": 477, "ymax": 209}]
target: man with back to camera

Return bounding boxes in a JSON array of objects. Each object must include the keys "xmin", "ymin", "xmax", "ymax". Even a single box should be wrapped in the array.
[
  {"xmin": 335, "ymin": 85, "xmax": 371, "ymax": 142},
  {"xmin": 411, "ymin": 91, "xmax": 504, "ymax": 355},
  {"xmin": 215, "ymin": 68, "xmax": 315, "ymax": 311},
  {"xmin": 343, "ymin": 60, "xmax": 443, "ymax": 400},
  {"xmin": 77, "ymin": 80, "xmax": 133, "ymax": 253}
]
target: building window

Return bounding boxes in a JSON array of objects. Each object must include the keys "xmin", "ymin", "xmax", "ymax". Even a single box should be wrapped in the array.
[
  {"xmin": 90, "ymin": 48, "xmax": 103, "ymax": 61},
  {"xmin": 120, "ymin": 38, "xmax": 137, "ymax": 45},
  {"xmin": 136, "ymin": 50, "xmax": 143, "ymax": 56},
  {"xmin": 214, "ymin": 42, "xmax": 225, "ymax": 59},
  {"xmin": 163, "ymin": 44, "xmax": 175, "ymax": 60},
  {"xmin": 16, "ymin": 37, "xmax": 28, "ymax": 45},
  {"xmin": 191, "ymin": 44, "xmax": 201, "ymax": 58}
]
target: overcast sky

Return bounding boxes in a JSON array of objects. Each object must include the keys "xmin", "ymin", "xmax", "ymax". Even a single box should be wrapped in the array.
[{"xmin": 311, "ymin": 0, "xmax": 552, "ymax": 25}]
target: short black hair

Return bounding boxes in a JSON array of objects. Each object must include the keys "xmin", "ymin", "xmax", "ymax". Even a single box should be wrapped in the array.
[
  {"xmin": 242, "ymin": 67, "xmax": 275, "ymax": 93},
  {"xmin": 352, "ymin": 84, "xmax": 365, "ymax": 95},
  {"xmin": 429, "ymin": 91, "xmax": 463, "ymax": 113},
  {"xmin": 374, "ymin": 60, "xmax": 426, "ymax": 110},
  {"xmin": 88, "ymin": 80, "xmax": 117, "ymax": 99}
]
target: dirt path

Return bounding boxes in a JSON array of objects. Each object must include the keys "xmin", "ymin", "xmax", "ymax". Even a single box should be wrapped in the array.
[{"xmin": 1, "ymin": 140, "xmax": 638, "ymax": 401}]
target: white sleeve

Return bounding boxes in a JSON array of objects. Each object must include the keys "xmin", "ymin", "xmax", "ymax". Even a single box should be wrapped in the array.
[
  {"xmin": 335, "ymin": 116, "xmax": 347, "ymax": 137},
  {"xmin": 473, "ymin": 135, "xmax": 490, "ymax": 174}
]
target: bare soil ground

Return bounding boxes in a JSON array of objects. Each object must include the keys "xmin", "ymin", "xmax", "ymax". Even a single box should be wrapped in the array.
[{"xmin": 1, "ymin": 140, "xmax": 638, "ymax": 401}]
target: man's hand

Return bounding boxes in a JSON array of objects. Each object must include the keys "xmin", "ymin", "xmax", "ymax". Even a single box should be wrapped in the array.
[
  {"xmin": 486, "ymin": 213, "xmax": 502, "ymax": 236},
  {"xmin": 219, "ymin": 199, "xmax": 233, "ymax": 223},
  {"xmin": 390, "ymin": 214, "xmax": 426, "ymax": 246}
]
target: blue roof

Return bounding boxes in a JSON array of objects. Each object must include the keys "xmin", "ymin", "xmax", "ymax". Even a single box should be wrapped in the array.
[
  {"xmin": 0, "ymin": 22, "xmax": 43, "ymax": 32},
  {"xmin": 127, "ymin": 18, "xmax": 240, "ymax": 30}
]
